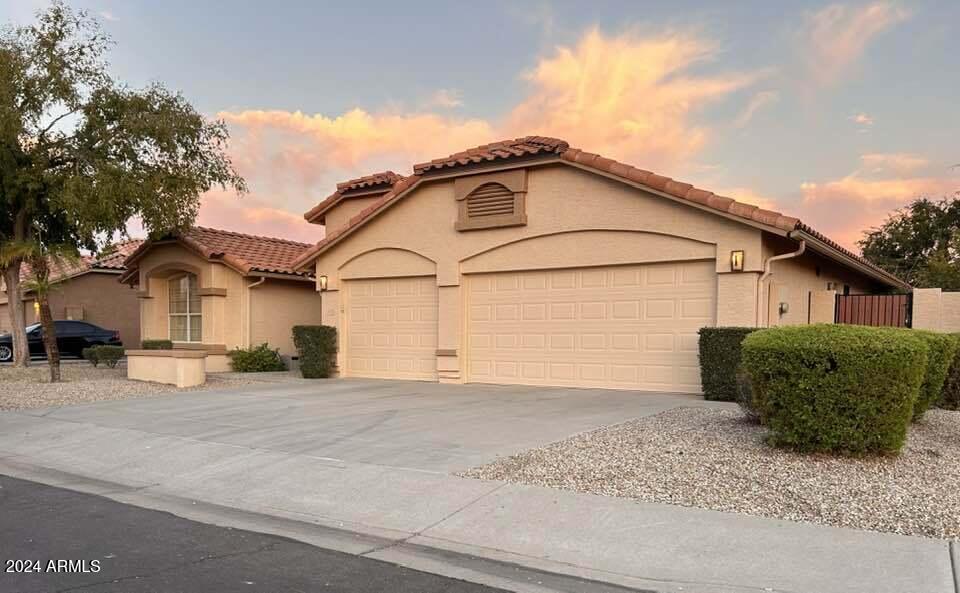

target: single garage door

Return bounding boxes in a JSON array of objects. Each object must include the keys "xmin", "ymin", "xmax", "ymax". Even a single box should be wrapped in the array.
[
  {"xmin": 466, "ymin": 261, "xmax": 715, "ymax": 393},
  {"xmin": 344, "ymin": 276, "xmax": 438, "ymax": 380}
]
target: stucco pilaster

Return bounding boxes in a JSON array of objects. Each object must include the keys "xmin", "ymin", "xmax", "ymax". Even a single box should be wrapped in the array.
[
  {"xmin": 809, "ymin": 290, "xmax": 837, "ymax": 324},
  {"xmin": 437, "ymin": 284, "xmax": 461, "ymax": 382},
  {"xmin": 912, "ymin": 288, "xmax": 943, "ymax": 331},
  {"xmin": 716, "ymin": 272, "xmax": 760, "ymax": 327}
]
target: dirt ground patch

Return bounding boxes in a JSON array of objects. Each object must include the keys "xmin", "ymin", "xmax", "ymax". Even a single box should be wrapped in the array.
[
  {"xmin": 461, "ymin": 407, "xmax": 960, "ymax": 539},
  {"xmin": 0, "ymin": 365, "xmax": 259, "ymax": 411}
]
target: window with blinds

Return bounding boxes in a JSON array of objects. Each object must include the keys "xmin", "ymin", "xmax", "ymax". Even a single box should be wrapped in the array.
[{"xmin": 169, "ymin": 274, "xmax": 202, "ymax": 342}]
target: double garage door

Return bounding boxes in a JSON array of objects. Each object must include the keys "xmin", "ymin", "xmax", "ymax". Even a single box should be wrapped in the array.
[{"xmin": 344, "ymin": 260, "xmax": 715, "ymax": 393}]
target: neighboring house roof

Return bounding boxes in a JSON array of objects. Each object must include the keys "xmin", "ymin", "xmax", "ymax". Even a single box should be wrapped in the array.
[
  {"xmin": 120, "ymin": 227, "xmax": 314, "ymax": 284},
  {"xmin": 303, "ymin": 171, "xmax": 403, "ymax": 224},
  {"xmin": 1, "ymin": 240, "xmax": 144, "ymax": 296},
  {"xmin": 291, "ymin": 135, "xmax": 908, "ymax": 289}
]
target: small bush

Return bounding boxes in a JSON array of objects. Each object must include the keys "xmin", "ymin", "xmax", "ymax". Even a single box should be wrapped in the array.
[
  {"xmin": 741, "ymin": 324, "xmax": 928, "ymax": 454},
  {"xmin": 141, "ymin": 339, "xmax": 173, "ymax": 350},
  {"xmin": 82, "ymin": 347, "xmax": 100, "ymax": 367},
  {"xmin": 940, "ymin": 334, "xmax": 960, "ymax": 410},
  {"xmin": 82, "ymin": 345, "xmax": 124, "ymax": 368},
  {"xmin": 698, "ymin": 327, "xmax": 758, "ymax": 401},
  {"xmin": 909, "ymin": 330, "xmax": 959, "ymax": 420},
  {"xmin": 95, "ymin": 346, "xmax": 124, "ymax": 368},
  {"xmin": 227, "ymin": 343, "xmax": 286, "ymax": 373},
  {"xmin": 292, "ymin": 325, "xmax": 337, "ymax": 378}
]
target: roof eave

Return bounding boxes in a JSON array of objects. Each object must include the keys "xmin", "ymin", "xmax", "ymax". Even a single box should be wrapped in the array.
[{"xmin": 789, "ymin": 229, "xmax": 910, "ymax": 291}]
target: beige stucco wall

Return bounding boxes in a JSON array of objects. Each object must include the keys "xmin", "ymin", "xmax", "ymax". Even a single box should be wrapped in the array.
[
  {"xmin": 136, "ymin": 243, "xmax": 244, "ymax": 349},
  {"xmin": 135, "ymin": 243, "xmax": 319, "ymax": 360},
  {"xmin": 913, "ymin": 288, "xmax": 960, "ymax": 333},
  {"xmin": 127, "ymin": 350, "xmax": 206, "ymax": 387},
  {"xmin": 324, "ymin": 195, "xmax": 384, "ymax": 233},
  {"xmin": 312, "ymin": 164, "xmax": 770, "ymax": 380},
  {"xmin": 250, "ymin": 279, "xmax": 323, "ymax": 355},
  {"xmin": 2, "ymin": 273, "xmax": 140, "ymax": 345},
  {"xmin": 761, "ymin": 234, "xmax": 884, "ymax": 327}
]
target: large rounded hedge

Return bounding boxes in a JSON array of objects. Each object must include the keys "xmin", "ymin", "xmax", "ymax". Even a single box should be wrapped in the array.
[
  {"xmin": 908, "ymin": 330, "xmax": 960, "ymax": 420},
  {"xmin": 741, "ymin": 324, "xmax": 928, "ymax": 454}
]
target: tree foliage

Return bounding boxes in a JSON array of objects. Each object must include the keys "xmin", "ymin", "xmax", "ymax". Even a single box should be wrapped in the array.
[
  {"xmin": 0, "ymin": 2, "xmax": 245, "ymax": 371},
  {"xmin": 859, "ymin": 195, "xmax": 960, "ymax": 289}
]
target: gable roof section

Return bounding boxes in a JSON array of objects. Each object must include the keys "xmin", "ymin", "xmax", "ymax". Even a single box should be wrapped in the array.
[
  {"xmin": 120, "ymin": 227, "xmax": 314, "ymax": 284},
  {"xmin": 304, "ymin": 171, "xmax": 403, "ymax": 224},
  {"xmin": 291, "ymin": 136, "xmax": 908, "ymax": 289}
]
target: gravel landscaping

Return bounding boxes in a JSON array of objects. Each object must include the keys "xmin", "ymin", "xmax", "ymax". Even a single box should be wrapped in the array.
[
  {"xmin": 0, "ymin": 365, "xmax": 262, "ymax": 411},
  {"xmin": 460, "ymin": 407, "xmax": 960, "ymax": 539}
]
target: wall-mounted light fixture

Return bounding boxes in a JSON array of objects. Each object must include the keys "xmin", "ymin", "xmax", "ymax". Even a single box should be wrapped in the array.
[
  {"xmin": 730, "ymin": 250, "xmax": 745, "ymax": 272},
  {"xmin": 318, "ymin": 275, "xmax": 329, "ymax": 292}
]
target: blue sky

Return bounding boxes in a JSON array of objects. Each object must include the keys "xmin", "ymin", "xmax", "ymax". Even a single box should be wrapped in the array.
[{"xmin": 3, "ymin": 0, "xmax": 957, "ymax": 248}]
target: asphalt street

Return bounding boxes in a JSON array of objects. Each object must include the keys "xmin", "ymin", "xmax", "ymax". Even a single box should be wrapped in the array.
[{"xmin": 0, "ymin": 475, "xmax": 509, "ymax": 593}]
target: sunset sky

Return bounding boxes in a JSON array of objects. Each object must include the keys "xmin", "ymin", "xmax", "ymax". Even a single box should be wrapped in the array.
[{"xmin": 4, "ymin": 0, "xmax": 958, "ymax": 251}]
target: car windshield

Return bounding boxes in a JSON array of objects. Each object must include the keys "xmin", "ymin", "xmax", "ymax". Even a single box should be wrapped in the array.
[{"xmin": 25, "ymin": 323, "xmax": 41, "ymax": 333}]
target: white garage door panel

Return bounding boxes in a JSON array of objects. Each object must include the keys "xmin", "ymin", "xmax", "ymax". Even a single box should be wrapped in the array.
[
  {"xmin": 466, "ymin": 261, "xmax": 715, "ymax": 392},
  {"xmin": 346, "ymin": 277, "xmax": 438, "ymax": 380}
]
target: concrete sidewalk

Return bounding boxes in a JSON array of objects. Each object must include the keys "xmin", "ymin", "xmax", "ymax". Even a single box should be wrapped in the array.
[{"xmin": 0, "ymin": 398, "xmax": 953, "ymax": 593}]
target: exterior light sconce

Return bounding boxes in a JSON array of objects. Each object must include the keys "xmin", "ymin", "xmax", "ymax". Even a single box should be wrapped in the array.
[
  {"xmin": 730, "ymin": 250, "xmax": 745, "ymax": 272},
  {"xmin": 318, "ymin": 275, "xmax": 329, "ymax": 292}
]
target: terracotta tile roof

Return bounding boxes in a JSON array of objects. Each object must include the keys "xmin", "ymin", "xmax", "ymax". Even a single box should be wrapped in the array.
[
  {"xmin": 304, "ymin": 171, "xmax": 403, "ymax": 224},
  {"xmin": 292, "ymin": 136, "xmax": 908, "ymax": 288},
  {"xmin": 90, "ymin": 240, "xmax": 144, "ymax": 270},
  {"xmin": 123, "ymin": 227, "xmax": 314, "ymax": 281},
  {"xmin": 413, "ymin": 136, "xmax": 569, "ymax": 175}
]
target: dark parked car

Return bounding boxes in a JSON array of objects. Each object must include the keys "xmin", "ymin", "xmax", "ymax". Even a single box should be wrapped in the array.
[{"xmin": 0, "ymin": 321, "xmax": 122, "ymax": 362}]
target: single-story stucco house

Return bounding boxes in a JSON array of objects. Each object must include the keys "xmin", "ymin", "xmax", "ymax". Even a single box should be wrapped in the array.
[
  {"xmin": 0, "ymin": 240, "xmax": 143, "ymax": 346},
  {"xmin": 119, "ymin": 227, "xmax": 322, "ymax": 371},
  {"xmin": 289, "ymin": 136, "xmax": 907, "ymax": 393}
]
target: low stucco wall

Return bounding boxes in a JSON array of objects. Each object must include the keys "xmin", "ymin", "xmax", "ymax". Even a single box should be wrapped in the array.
[
  {"xmin": 127, "ymin": 349, "xmax": 206, "ymax": 388},
  {"xmin": 913, "ymin": 288, "xmax": 960, "ymax": 333}
]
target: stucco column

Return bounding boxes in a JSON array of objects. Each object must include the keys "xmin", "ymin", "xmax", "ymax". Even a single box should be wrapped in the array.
[
  {"xmin": 809, "ymin": 290, "xmax": 837, "ymax": 324},
  {"xmin": 716, "ymin": 272, "xmax": 760, "ymax": 327},
  {"xmin": 201, "ymin": 291, "xmax": 227, "ymax": 347},
  {"xmin": 912, "ymin": 288, "xmax": 942, "ymax": 331},
  {"xmin": 321, "ymin": 289, "xmax": 343, "ymax": 376},
  {"xmin": 436, "ymin": 284, "xmax": 461, "ymax": 383}
]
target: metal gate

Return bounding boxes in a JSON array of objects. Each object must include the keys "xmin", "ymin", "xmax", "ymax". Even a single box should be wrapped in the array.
[{"xmin": 835, "ymin": 293, "xmax": 912, "ymax": 328}]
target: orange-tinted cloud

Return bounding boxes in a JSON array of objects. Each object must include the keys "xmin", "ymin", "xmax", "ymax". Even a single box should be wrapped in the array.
[
  {"xmin": 207, "ymin": 27, "xmax": 761, "ymax": 240},
  {"xmin": 799, "ymin": 172, "xmax": 957, "ymax": 250},
  {"xmin": 197, "ymin": 191, "xmax": 323, "ymax": 244},
  {"xmin": 801, "ymin": 2, "xmax": 909, "ymax": 88},
  {"xmin": 506, "ymin": 28, "xmax": 758, "ymax": 170}
]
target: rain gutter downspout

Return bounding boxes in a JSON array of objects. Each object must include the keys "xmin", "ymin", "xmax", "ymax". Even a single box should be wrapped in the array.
[
  {"xmin": 756, "ymin": 238, "xmax": 806, "ymax": 327},
  {"xmin": 244, "ymin": 276, "xmax": 267, "ymax": 348}
]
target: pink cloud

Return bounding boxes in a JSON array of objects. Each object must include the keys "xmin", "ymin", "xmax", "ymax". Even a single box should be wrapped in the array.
[
  {"xmin": 197, "ymin": 191, "xmax": 322, "ymax": 244},
  {"xmin": 801, "ymin": 2, "xmax": 909, "ymax": 88},
  {"xmin": 799, "ymin": 174, "xmax": 957, "ymax": 250}
]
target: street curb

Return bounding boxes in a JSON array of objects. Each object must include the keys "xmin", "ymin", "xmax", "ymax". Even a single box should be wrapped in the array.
[
  {"xmin": 950, "ymin": 541, "xmax": 959, "ymax": 593},
  {"xmin": 0, "ymin": 458, "xmax": 668, "ymax": 593}
]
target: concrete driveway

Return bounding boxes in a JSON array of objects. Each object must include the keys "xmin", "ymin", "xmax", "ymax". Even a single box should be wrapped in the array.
[
  {"xmin": 2, "ymin": 378, "xmax": 715, "ymax": 473},
  {"xmin": 0, "ymin": 379, "xmax": 951, "ymax": 593}
]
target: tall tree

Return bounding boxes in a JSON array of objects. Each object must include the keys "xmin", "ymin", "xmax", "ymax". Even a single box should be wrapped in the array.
[
  {"xmin": 859, "ymin": 195, "xmax": 960, "ymax": 289},
  {"xmin": 0, "ymin": 2, "xmax": 246, "ymax": 369}
]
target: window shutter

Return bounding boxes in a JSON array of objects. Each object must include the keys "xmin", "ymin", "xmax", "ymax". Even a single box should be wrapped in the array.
[{"xmin": 466, "ymin": 183, "xmax": 515, "ymax": 218}]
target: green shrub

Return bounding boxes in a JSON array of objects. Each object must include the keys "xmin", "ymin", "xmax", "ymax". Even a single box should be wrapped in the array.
[
  {"xmin": 909, "ymin": 330, "xmax": 959, "ymax": 420},
  {"xmin": 741, "ymin": 324, "xmax": 928, "ymax": 454},
  {"xmin": 82, "ymin": 346, "xmax": 100, "ymax": 367},
  {"xmin": 735, "ymin": 367, "xmax": 761, "ymax": 423},
  {"xmin": 227, "ymin": 343, "xmax": 286, "ymax": 372},
  {"xmin": 82, "ymin": 345, "xmax": 124, "ymax": 368},
  {"xmin": 698, "ymin": 327, "xmax": 758, "ymax": 401},
  {"xmin": 292, "ymin": 325, "xmax": 337, "ymax": 378},
  {"xmin": 141, "ymin": 339, "xmax": 173, "ymax": 350},
  {"xmin": 95, "ymin": 345, "xmax": 124, "ymax": 368},
  {"xmin": 940, "ymin": 334, "xmax": 960, "ymax": 410}
]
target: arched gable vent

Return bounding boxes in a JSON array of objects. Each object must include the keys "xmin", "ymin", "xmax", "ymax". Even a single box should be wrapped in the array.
[
  {"xmin": 455, "ymin": 170, "xmax": 528, "ymax": 231},
  {"xmin": 466, "ymin": 183, "xmax": 515, "ymax": 218}
]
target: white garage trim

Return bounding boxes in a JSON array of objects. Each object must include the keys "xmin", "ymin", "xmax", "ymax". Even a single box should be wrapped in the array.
[
  {"xmin": 464, "ymin": 261, "xmax": 716, "ymax": 392},
  {"xmin": 343, "ymin": 276, "xmax": 438, "ymax": 381}
]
